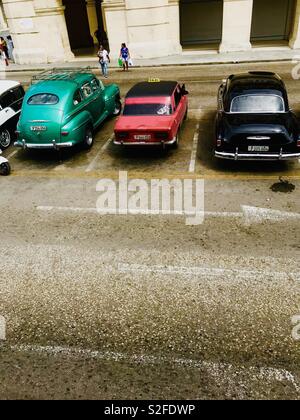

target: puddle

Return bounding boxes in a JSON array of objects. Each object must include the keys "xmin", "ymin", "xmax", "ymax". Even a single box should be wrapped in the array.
[{"xmin": 270, "ymin": 178, "xmax": 296, "ymax": 193}]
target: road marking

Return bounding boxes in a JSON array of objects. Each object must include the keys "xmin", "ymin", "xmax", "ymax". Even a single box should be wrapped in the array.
[
  {"xmin": 37, "ymin": 205, "xmax": 240, "ymax": 218},
  {"xmin": 7, "ymin": 343, "xmax": 300, "ymax": 393},
  {"xmin": 189, "ymin": 123, "xmax": 200, "ymax": 173},
  {"xmin": 36, "ymin": 205, "xmax": 300, "ymax": 224},
  {"xmin": 6, "ymin": 150, "xmax": 18, "ymax": 160},
  {"xmin": 85, "ymin": 134, "xmax": 114, "ymax": 173},
  {"xmin": 118, "ymin": 263, "xmax": 300, "ymax": 282}
]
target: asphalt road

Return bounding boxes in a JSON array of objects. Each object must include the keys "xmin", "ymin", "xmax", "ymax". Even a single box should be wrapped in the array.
[{"xmin": 0, "ymin": 62, "xmax": 300, "ymax": 400}]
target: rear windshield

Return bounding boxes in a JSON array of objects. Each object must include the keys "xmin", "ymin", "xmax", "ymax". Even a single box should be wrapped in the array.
[
  {"xmin": 27, "ymin": 94, "xmax": 59, "ymax": 105},
  {"xmin": 230, "ymin": 95, "xmax": 285, "ymax": 113},
  {"xmin": 123, "ymin": 104, "xmax": 172, "ymax": 116}
]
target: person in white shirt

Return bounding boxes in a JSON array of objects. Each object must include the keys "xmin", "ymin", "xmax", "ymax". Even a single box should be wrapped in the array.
[{"xmin": 97, "ymin": 45, "xmax": 110, "ymax": 78}]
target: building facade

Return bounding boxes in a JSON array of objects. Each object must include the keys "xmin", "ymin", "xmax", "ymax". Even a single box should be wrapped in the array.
[{"xmin": 1, "ymin": 0, "xmax": 300, "ymax": 64}]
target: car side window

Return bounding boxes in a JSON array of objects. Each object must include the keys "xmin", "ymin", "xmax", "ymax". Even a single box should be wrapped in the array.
[
  {"xmin": 11, "ymin": 86, "xmax": 24, "ymax": 112},
  {"xmin": 174, "ymin": 86, "xmax": 182, "ymax": 110},
  {"xmin": 81, "ymin": 83, "xmax": 93, "ymax": 100},
  {"xmin": 73, "ymin": 90, "xmax": 82, "ymax": 106},
  {"xmin": 91, "ymin": 79, "xmax": 100, "ymax": 92},
  {"xmin": 0, "ymin": 90, "xmax": 15, "ymax": 110},
  {"xmin": 13, "ymin": 86, "xmax": 25, "ymax": 100}
]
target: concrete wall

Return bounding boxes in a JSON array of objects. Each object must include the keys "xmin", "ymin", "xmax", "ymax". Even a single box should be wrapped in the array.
[{"xmin": 1, "ymin": 0, "xmax": 300, "ymax": 64}]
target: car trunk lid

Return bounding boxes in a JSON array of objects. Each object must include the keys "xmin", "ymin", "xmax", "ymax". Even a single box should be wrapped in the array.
[{"xmin": 20, "ymin": 107, "xmax": 63, "ymax": 144}]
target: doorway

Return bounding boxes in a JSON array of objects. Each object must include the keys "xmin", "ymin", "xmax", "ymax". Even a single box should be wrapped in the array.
[
  {"xmin": 251, "ymin": 0, "xmax": 295, "ymax": 42},
  {"xmin": 180, "ymin": 0, "xmax": 223, "ymax": 47}
]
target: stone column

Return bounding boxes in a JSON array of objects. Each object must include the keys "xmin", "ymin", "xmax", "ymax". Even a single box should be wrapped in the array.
[
  {"xmin": 219, "ymin": 0, "xmax": 253, "ymax": 53},
  {"xmin": 125, "ymin": 0, "xmax": 175, "ymax": 59},
  {"xmin": 2, "ymin": 0, "xmax": 47, "ymax": 64},
  {"xmin": 289, "ymin": 0, "xmax": 300, "ymax": 49},
  {"xmin": 0, "ymin": 3, "xmax": 8, "ymax": 29},
  {"xmin": 86, "ymin": 0, "xmax": 98, "ymax": 44},
  {"xmin": 102, "ymin": 0, "xmax": 127, "ymax": 59},
  {"xmin": 33, "ymin": 0, "xmax": 74, "ymax": 63},
  {"xmin": 168, "ymin": 0, "xmax": 182, "ymax": 54}
]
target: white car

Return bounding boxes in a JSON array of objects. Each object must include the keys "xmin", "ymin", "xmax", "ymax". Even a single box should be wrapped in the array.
[{"xmin": 0, "ymin": 80, "xmax": 25, "ymax": 149}]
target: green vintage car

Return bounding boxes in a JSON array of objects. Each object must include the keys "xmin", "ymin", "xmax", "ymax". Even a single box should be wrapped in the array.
[{"xmin": 15, "ymin": 68, "xmax": 121, "ymax": 150}]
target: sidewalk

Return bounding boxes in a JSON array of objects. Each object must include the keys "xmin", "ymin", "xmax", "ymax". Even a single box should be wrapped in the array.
[{"xmin": 2, "ymin": 47, "xmax": 300, "ymax": 72}]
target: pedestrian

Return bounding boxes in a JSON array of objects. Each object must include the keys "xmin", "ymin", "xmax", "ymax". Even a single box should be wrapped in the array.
[
  {"xmin": 119, "ymin": 43, "xmax": 130, "ymax": 71},
  {"xmin": 6, "ymin": 35, "xmax": 14, "ymax": 61},
  {"xmin": 0, "ymin": 37, "xmax": 9, "ymax": 61},
  {"xmin": 97, "ymin": 45, "xmax": 110, "ymax": 78},
  {"xmin": 0, "ymin": 45, "xmax": 9, "ymax": 67}
]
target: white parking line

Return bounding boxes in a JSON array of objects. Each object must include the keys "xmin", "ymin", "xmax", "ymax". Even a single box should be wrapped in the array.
[
  {"xmin": 189, "ymin": 123, "xmax": 200, "ymax": 173},
  {"xmin": 8, "ymin": 343, "xmax": 300, "ymax": 393},
  {"xmin": 36, "ymin": 205, "xmax": 241, "ymax": 218},
  {"xmin": 118, "ymin": 263, "xmax": 300, "ymax": 282},
  {"xmin": 85, "ymin": 135, "xmax": 114, "ymax": 173},
  {"xmin": 7, "ymin": 150, "xmax": 18, "ymax": 160}
]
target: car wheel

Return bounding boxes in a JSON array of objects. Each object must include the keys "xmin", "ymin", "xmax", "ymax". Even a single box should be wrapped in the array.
[
  {"xmin": 113, "ymin": 99, "xmax": 122, "ymax": 116},
  {"xmin": 0, "ymin": 161, "xmax": 11, "ymax": 176},
  {"xmin": 0, "ymin": 129, "xmax": 11, "ymax": 149},
  {"xmin": 171, "ymin": 131, "xmax": 180, "ymax": 149},
  {"xmin": 83, "ymin": 126, "xmax": 94, "ymax": 149}
]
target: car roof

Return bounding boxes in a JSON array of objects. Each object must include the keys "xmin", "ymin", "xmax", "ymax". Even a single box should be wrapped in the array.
[
  {"xmin": 227, "ymin": 72, "xmax": 285, "ymax": 93},
  {"xmin": 26, "ymin": 73, "xmax": 96, "ymax": 97},
  {"xmin": 0, "ymin": 80, "xmax": 20, "ymax": 95},
  {"xmin": 126, "ymin": 81, "xmax": 178, "ymax": 98}
]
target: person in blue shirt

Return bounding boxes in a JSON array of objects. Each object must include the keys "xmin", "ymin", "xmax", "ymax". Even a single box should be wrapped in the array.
[{"xmin": 120, "ymin": 43, "xmax": 131, "ymax": 71}]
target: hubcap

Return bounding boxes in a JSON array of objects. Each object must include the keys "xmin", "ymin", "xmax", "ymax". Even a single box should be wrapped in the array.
[
  {"xmin": 86, "ymin": 130, "xmax": 93, "ymax": 146},
  {"xmin": 114, "ymin": 102, "xmax": 121, "ymax": 115},
  {"xmin": 0, "ymin": 130, "xmax": 11, "ymax": 148}
]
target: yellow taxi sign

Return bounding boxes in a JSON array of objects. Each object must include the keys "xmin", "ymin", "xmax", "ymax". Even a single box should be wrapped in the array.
[{"xmin": 148, "ymin": 78, "xmax": 160, "ymax": 83}]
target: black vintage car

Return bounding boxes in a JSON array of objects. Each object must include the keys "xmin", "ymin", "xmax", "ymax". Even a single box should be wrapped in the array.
[{"xmin": 215, "ymin": 72, "xmax": 300, "ymax": 161}]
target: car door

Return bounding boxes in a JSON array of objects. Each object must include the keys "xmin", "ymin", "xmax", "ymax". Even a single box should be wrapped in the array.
[
  {"xmin": 81, "ymin": 79, "xmax": 104, "ymax": 127},
  {"xmin": 0, "ymin": 88, "xmax": 19, "ymax": 129},
  {"xmin": 173, "ymin": 85, "xmax": 185, "ymax": 127},
  {"xmin": 90, "ymin": 78, "xmax": 105, "ymax": 125}
]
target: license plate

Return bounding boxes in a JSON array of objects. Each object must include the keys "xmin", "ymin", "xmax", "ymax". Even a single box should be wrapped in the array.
[
  {"xmin": 248, "ymin": 146, "xmax": 269, "ymax": 152},
  {"xmin": 31, "ymin": 126, "xmax": 47, "ymax": 131},
  {"xmin": 134, "ymin": 135, "xmax": 151, "ymax": 141}
]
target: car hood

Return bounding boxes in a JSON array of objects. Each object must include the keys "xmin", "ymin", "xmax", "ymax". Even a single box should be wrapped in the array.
[{"xmin": 115, "ymin": 115, "xmax": 174, "ymax": 131}]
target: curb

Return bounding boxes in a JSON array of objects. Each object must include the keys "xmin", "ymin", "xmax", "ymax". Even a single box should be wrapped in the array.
[{"xmin": 1, "ymin": 57, "xmax": 296, "ymax": 73}]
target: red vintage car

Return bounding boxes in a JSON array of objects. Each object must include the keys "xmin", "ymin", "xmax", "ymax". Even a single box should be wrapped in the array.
[{"xmin": 114, "ymin": 80, "xmax": 188, "ymax": 148}]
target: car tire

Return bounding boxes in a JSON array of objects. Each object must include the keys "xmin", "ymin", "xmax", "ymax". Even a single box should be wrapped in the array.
[
  {"xmin": 171, "ymin": 131, "xmax": 180, "ymax": 149},
  {"xmin": 0, "ymin": 161, "xmax": 11, "ymax": 176},
  {"xmin": 82, "ymin": 126, "xmax": 94, "ymax": 150},
  {"xmin": 0, "ymin": 128, "xmax": 12, "ymax": 149},
  {"xmin": 113, "ymin": 99, "xmax": 122, "ymax": 116}
]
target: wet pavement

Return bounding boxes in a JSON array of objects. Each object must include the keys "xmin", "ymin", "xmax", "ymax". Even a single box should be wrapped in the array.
[{"xmin": 0, "ymin": 62, "xmax": 300, "ymax": 399}]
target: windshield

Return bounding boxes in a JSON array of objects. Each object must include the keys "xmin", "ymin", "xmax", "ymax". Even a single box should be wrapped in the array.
[
  {"xmin": 123, "ymin": 104, "xmax": 172, "ymax": 116},
  {"xmin": 230, "ymin": 95, "xmax": 285, "ymax": 113},
  {"xmin": 28, "ymin": 93, "xmax": 59, "ymax": 105}
]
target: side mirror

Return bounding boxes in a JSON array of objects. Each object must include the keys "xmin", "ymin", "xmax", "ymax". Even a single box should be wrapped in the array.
[{"xmin": 183, "ymin": 90, "xmax": 189, "ymax": 95}]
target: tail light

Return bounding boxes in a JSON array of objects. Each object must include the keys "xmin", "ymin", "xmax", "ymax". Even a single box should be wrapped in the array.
[
  {"xmin": 297, "ymin": 139, "xmax": 300, "ymax": 148},
  {"xmin": 217, "ymin": 138, "xmax": 222, "ymax": 147},
  {"xmin": 15, "ymin": 130, "xmax": 20, "ymax": 139},
  {"xmin": 61, "ymin": 131, "xmax": 69, "ymax": 136},
  {"xmin": 116, "ymin": 132, "xmax": 129, "ymax": 140},
  {"xmin": 155, "ymin": 132, "xmax": 169, "ymax": 140}
]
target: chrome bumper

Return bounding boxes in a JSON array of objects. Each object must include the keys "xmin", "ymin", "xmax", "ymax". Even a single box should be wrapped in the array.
[
  {"xmin": 14, "ymin": 140, "xmax": 73, "ymax": 150},
  {"xmin": 215, "ymin": 148, "xmax": 300, "ymax": 161},
  {"xmin": 114, "ymin": 136, "xmax": 177, "ymax": 146}
]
